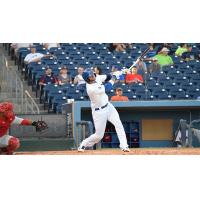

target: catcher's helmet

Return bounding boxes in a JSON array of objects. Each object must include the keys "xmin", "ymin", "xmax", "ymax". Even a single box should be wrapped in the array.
[{"xmin": 82, "ymin": 68, "xmax": 95, "ymax": 82}]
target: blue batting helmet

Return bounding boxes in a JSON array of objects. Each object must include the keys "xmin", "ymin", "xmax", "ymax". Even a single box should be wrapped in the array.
[{"xmin": 82, "ymin": 68, "xmax": 94, "ymax": 82}]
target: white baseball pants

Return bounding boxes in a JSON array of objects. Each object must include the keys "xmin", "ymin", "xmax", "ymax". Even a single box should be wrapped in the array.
[{"xmin": 81, "ymin": 102, "xmax": 128, "ymax": 149}]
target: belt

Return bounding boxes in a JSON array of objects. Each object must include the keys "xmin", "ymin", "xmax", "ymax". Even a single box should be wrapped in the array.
[{"xmin": 95, "ymin": 103, "xmax": 108, "ymax": 111}]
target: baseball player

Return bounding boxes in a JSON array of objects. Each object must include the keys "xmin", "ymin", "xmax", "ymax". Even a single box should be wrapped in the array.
[
  {"xmin": 78, "ymin": 69, "xmax": 130, "ymax": 152},
  {"xmin": 0, "ymin": 102, "xmax": 48, "ymax": 155}
]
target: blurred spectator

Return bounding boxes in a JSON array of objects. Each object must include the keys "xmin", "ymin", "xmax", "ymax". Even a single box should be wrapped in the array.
[
  {"xmin": 39, "ymin": 68, "xmax": 58, "ymax": 86},
  {"xmin": 73, "ymin": 67, "xmax": 86, "ymax": 86},
  {"xmin": 175, "ymin": 43, "xmax": 192, "ymax": 61},
  {"xmin": 135, "ymin": 60, "xmax": 147, "ymax": 78},
  {"xmin": 11, "ymin": 43, "xmax": 32, "ymax": 54},
  {"xmin": 111, "ymin": 65, "xmax": 125, "ymax": 83},
  {"xmin": 125, "ymin": 43, "xmax": 133, "ymax": 49},
  {"xmin": 146, "ymin": 43, "xmax": 157, "ymax": 57},
  {"xmin": 113, "ymin": 43, "xmax": 126, "ymax": 52},
  {"xmin": 153, "ymin": 47, "xmax": 173, "ymax": 67},
  {"xmin": 10, "ymin": 43, "xmax": 33, "ymax": 60},
  {"xmin": 125, "ymin": 66, "xmax": 144, "ymax": 84},
  {"xmin": 111, "ymin": 88, "xmax": 129, "ymax": 101},
  {"xmin": 24, "ymin": 45, "xmax": 51, "ymax": 64},
  {"xmin": 58, "ymin": 66, "xmax": 72, "ymax": 85},
  {"xmin": 109, "ymin": 43, "xmax": 132, "ymax": 52},
  {"xmin": 148, "ymin": 58, "xmax": 161, "ymax": 73},
  {"xmin": 175, "ymin": 44, "xmax": 190, "ymax": 57},
  {"xmin": 43, "ymin": 43, "xmax": 60, "ymax": 50}
]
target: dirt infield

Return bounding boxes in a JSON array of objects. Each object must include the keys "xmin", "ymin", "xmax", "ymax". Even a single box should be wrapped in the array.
[{"xmin": 16, "ymin": 148, "xmax": 200, "ymax": 155}]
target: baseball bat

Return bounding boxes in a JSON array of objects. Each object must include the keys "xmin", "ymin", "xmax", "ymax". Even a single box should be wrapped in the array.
[{"xmin": 128, "ymin": 47, "xmax": 151, "ymax": 71}]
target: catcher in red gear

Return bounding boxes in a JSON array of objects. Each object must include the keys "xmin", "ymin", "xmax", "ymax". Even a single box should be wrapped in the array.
[{"xmin": 0, "ymin": 102, "xmax": 48, "ymax": 155}]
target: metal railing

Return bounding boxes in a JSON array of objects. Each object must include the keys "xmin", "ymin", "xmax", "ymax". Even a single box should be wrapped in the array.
[
  {"xmin": 0, "ymin": 54, "xmax": 40, "ymax": 114},
  {"xmin": 24, "ymin": 90, "xmax": 40, "ymax": 114}
]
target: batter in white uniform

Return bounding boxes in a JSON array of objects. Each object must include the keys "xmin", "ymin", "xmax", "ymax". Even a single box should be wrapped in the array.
[{"xmin": 78, "ymin": 69, "xmax": 130, "ymax": 152}]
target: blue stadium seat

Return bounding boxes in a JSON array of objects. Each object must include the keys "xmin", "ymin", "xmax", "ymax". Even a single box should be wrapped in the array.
[
  {"xmin": 164, "ymin": 82, "xmax": 178, "ymax": 92},
  {"xmin": 158, "ymin": 76, "xmax": 172, "ymax": 86},
  {"xmin": 174, "ymin": 93, "xmax": 190, "ymax": 100},
  {"xmin": 51, "ymin": 95, "xmax": 68, "ymax": 113},
  {"xmin": 156, "ymin": 92, "xmax": 172, "ymax": 100},
  {"xmin": 135, "ymin": 91, "xmax": 154, "ymax": 100},
  {"xmin": 147, "ymin": 80, "xmax": 162, "ymax": 92},
  {"xmin": 76, "ymin": 83, "xmax": 86, "ymax": 93},
  {"xmin": 184, "ymin": 71, "xmax": 198, "ymax": 80},
  {"xmin": 162, "ymin": 65, "xmax": 175, "ymax": 74},
  {"xmin": 190, "ymin": 76, "xmax": 200, "ymax": 85},
  {"xmin": 169, "ymin": 88, "xmax": 185, "ymax": 98},
  {"xmin": 167, "ymin": 70, "xmax": 183, "ymax": 79},
  {"xmin": 130, "ymin": 83, "xmax": 145, "ymax": 92},
  {"xmin": 151, "ymin": 71, "xmax": 166, "ymax": 80},
  {"xmin": 186, "ymin": 88, "xmax": 200, "ymax": 99},
  {"xmin": 152, "ymin": 88, "xmax": 167, "ymax": 99},
  {"xmin": 67, "ymin": 93, "xmax": 86, "ymax": 101},
  {"xmin": 174, "ymin": 76, "xmax": 188, "ymax": 85},
  {"xmin": 180, "ymin": 82, "xmax": 194, "ymax": 91},
  {"xmin": 41, "ymin": 58, "xmax": 57, "ymax": 65}
]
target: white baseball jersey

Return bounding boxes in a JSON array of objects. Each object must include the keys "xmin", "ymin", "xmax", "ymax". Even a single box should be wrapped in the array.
[
  {"xmin": 86, "ymin": 75, "xmax": 108, "ymax": 109},
  {"xmin": 24, "ymin": 53, "xmax": 44, "ymax": 63}
]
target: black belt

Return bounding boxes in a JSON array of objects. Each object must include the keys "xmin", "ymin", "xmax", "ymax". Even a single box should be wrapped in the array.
[{"xmin": 95, "ymin": 103, "xmax": 108, "ymax": 111}]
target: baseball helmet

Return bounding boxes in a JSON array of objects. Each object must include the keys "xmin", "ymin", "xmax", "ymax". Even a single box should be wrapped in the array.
[
  {"xmin": 0, "ymin": 102, "xmax": 15, "ymax": 122},
  {"xmin": 82, "ymin": 68, "xmax": 95, "ymax": 82},
  {"xmin": 0, "ymin": 102, "xmax": 13, "ymax": 113}
]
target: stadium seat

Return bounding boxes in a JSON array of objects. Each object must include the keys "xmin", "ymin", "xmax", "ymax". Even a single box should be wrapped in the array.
[
  {"xmin": 186, "ymin": 88, "xmax": 200, "ymax": 99},
  {"xmin": 174, "ymin": 76, "xmax": 188, "ymax": 85},
  {"xmin": 164, "ymin": 82, "xmax": 178, "ymax": 92},
  {"xmin": 167, "ymin": 70, "xmax": 183, "ymax": 79},
  {"xmin": 169, "ymin": 88, "xmax": 185, "ymax": 98},
  {"xmin": 180, "ymin": 82, "xmax": 194, "ymax": 91},
  {"xmin": 162, "ymin": 65, "xmax": 175, "ymax": 74},
  {"xmin": 157, "ymin": 92, "xmax": 172, "ymax": 100},
  {"xmin": 151, "ymin": 71, "xmax": 166, "ymax": 80}
]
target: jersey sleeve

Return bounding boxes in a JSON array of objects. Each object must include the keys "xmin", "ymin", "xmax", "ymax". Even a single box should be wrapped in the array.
[
  {"xmin": 12, "ymin": 116, "xmax": 24, "ymax": 125},
  {"xmin": 12, "ymin": 117, "xmax": 32, "ymax": 125}
]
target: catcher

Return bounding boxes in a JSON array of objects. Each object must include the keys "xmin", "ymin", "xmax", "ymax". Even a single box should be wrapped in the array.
[{"xmin": 0, "ymin": 102, "xmax": 48, "ymax": 155}]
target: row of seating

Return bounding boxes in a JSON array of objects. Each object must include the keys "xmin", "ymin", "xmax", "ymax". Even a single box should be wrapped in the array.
[{"xmin": 4, "ymin": 43, "xmax": 200, "ymax": 114}]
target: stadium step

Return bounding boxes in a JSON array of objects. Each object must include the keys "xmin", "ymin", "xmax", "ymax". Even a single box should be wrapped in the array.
[{"xmin": 0, "ymin": 44, "xmax": 48, "ymax": 114}]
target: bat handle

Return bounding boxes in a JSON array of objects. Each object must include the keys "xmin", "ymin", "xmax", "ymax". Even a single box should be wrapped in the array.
[{"xmin": 129, "ymin": 58, "xmax": 140, "ymax": 71}]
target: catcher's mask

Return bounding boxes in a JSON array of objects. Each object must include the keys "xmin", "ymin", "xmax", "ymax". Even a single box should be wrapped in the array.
[
  {"xmin": 82, "ymin": 68, "xmax": 95, "ymax": 83},
  {"xmin": 0, "ymin": 102, "xmax": 15, "ymax": 122}
]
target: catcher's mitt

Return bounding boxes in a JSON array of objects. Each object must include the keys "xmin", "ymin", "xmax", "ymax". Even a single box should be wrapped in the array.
[{"xmin": 32, "ymin": 120, "xmax": 48, "ymax": 132}]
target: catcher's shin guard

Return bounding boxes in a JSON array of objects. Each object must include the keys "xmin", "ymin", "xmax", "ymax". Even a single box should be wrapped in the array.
[{"xmin": 1, "ymin": 137, "xmax": 20, "ymax": 155}]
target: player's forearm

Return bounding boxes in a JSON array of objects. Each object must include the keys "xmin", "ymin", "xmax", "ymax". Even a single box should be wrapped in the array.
[
  {"xmin": 12, "ymin": 117, "xmax": 32, "ymax": 126},
  {"xmin": 20, "ymin": 119, "xmax": 33, "ymax": 125}
]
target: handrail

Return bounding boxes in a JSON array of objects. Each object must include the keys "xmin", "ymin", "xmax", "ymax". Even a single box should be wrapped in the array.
[
  {"xmin": 0, "ymin": 54, "xmax": 40, "ymax": 114},
  {"xmin": 24, "ymin": 90, "xmax": 40, "ymax": 114}
]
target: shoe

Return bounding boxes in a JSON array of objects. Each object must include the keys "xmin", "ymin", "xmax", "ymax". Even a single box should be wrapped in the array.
[
  {"xmin": 78, "ymin": 145, "xmax": 86, "ymax": 152},
  {"xmin": 121, "ymin": 147, "xmax": 130, "ymax": 152}
]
